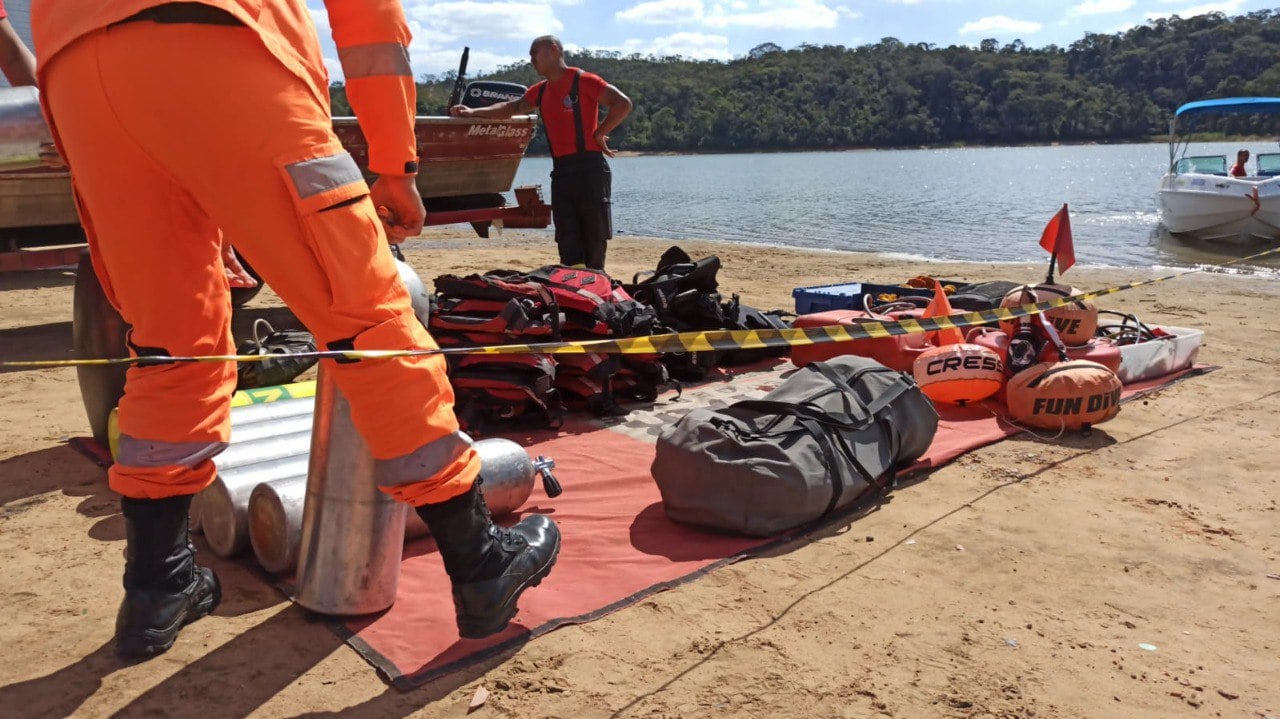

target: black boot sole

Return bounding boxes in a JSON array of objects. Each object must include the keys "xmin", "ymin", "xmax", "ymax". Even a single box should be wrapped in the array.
[
  {"xmin": 456, "ymin": 534, "xmax": 560, "ymax": 640},
  {"xmin": 117, "ymin": 570, "xmax": 222, "ymax": 658}
]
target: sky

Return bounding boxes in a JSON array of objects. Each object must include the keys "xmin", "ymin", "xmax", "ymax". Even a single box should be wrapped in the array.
[{"xmin": 305, "ymin": 0, "xmax": 1274, "ymax": 80}]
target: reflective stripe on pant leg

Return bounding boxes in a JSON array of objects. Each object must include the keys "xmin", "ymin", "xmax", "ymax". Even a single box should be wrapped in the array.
[
  {"xmin": 375, "ymin": 430, "xmax": 480, "ymax": 507},
  {"xmin": 116, "ymin": 435, "xmax": 228, "ymax": 468},
  {"xmin": 111, "ymin": 437, "xmax": 226, "ymax": 499}
]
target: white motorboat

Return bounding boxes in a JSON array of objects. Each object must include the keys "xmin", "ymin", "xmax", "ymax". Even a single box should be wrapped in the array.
[{"xmin": 1156, "ymin": 97, "xmax": 1280, "ymax": 244}]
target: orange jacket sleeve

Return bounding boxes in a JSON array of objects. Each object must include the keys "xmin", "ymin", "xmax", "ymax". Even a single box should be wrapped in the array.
[{"xmin": 323, "ymin": 0, "xmax": 418, "ymax": 176}]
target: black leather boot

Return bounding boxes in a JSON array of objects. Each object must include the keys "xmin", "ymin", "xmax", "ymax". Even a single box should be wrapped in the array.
[
  {"xmin": 116, "ymin": 494, "xmax": 222, "ymax": 658},
  {"xmin": 416, "ymin": 482, "xmax": 560, "ymax": 639}
]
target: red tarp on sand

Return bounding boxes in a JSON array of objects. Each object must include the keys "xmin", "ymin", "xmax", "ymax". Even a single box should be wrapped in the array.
[{"xmin": 327, "ymin": 361, "xmax": 1210, "ymax": 689}]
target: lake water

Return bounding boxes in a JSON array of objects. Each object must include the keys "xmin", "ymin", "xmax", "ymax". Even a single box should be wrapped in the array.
[{"xmin": 511, "ymin": 141, "xmax": 1280, "ymax": 274}]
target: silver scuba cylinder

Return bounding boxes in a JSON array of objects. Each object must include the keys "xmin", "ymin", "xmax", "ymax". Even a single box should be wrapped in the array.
[
  {"xmin": 213, "ymin": 429, "xmax": 311, "ymax": 472},
  {"xmin": 229, "ymin": 413, "xmax": 314, "ymax": 444},
  {"xmin": 247, "ymin": 438, "xmax": 556, "ymax": 575},
  {"xmin": 293, "ymin": 366, "xmax": 407, "ymax": 615},
  {"xmin": 190, "ymin": 491, "xmax": 205, "ymax": 535},
  {"xmin": 247, "ymin": 476, "xmax": 310, "ymax": 575},
  {"xmin": 472, "ymin": 437, "xmax": 560, "ymax": 508},
  {"xmin": 229, "ymin": 396, "xmax": 317, "ymax": 427},
  {"xmin": 189, "ymin": 400, "xmax": 315, "ymax": 536},
  {"xmin": 200, "ymin": 454, "xmax": 311, "ymax": 558},
  {"xmin": 393, "ymin": 257, "xmax": 432, "ymax": 326},
  {"xmin": 249, "ymin": 476, "xmax": 427, "ymax": 576}
]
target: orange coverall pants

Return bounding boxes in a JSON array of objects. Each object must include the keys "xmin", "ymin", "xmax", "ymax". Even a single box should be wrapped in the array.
[{"xmin": 43, "ymin": 21, "xmax": 479, "ymax": 505}]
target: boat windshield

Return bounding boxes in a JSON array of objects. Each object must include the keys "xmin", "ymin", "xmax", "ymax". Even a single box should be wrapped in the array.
[
  {"xmin": 1174, "ymin": 155, "xmax": 1227, "ymax": 175},
  {"xmin": 1257, "ymin": 153, "xmax": 1280, "ymax": 177}
]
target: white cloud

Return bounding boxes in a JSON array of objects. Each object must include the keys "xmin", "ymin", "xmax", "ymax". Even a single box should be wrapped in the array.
[
  {"xmin": 703, "ymin": 0, "xmax": 841, "ymax": 29},
  {"xmin": 636, "ymin": 31, "xmax": 734, "ymax": 60},
  {"xmin": 616, "ymin": 0, "xmax": 846, "ymax": 30},
  {"xmin": 403, "ymin": 1, "xmax": 563, "ymax": 41},
  {"xmin": 616, "ymin": 0, "xmax": 705, "ymax": 25},
  {"xmin": 1144, "ymin": 0, "xmax": 1245, "ymax": 20},
  {"xmin": 409, "ymin": 46, "xmax": 527, "ymax": 78},
  {"xmin": 394, "ymin": 1, "xmax": 566, "ymax": 74},
  {"xmin": 1068, "ymin": 0, "xmax": 1134, "ymax": 17},
  {"xmin": 958, "ymin": 15, "xmax": 1043, "ymax": 35}
]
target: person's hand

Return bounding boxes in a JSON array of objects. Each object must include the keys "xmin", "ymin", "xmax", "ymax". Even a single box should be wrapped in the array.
[
  {"xmin": 221, "ymin": 244, "xmax": 257, "ymax": 288},
  {"xmin": 448, "ymin": 104, "xmax": 474, "ymax": 118},
  {"xmin": 38, "ymin": 141, "xmax": 67, "ymax": 170},
  {"xmin": 369, "ymin": 174, "xmax": 425, "ymax": 242},
  {"xmin": 593, "ymin": 129, "xmax": 616, "ymax": 157}
]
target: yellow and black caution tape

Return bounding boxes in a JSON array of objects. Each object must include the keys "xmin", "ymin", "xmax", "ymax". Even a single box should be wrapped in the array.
[{"xmin": 4, "ymin": 245, "xmax": 1278, "ymax": 371}]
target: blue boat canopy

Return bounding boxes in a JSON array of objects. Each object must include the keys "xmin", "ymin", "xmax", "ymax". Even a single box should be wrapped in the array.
[{"xmin": 1175, "ymin": 97, "xmax": 1280, "ymax": 117}]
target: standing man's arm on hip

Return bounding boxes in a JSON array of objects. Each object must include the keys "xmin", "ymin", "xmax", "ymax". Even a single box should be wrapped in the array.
[{"xmin": 593, "ymin": 84, "xmax": 632, "ymax": 157}]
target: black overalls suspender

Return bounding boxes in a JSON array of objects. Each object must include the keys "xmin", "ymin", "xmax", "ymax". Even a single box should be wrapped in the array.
[{"xmin": 536, "ymin": 70, "xmax": 586, "ymax": 156}]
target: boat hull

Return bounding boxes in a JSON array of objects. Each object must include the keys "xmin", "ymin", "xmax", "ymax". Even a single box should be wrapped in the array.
[
  {"xmin": 332, "ymin": 115, "xmax": 539, "ymax": 199},
  {"xmin": 0, "ymin": 115, "xmax": 542, "ymax": 232},
  {"xmin": 0, "ymin": 168, "xmax": 76, "ymax": 229},
  {"xmin": 1156, "ymin": 173, "xmax": 1280, "ymax": 244}
]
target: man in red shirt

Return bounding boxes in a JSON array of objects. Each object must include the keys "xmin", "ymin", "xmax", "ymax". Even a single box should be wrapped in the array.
[{"xmin": 451, "ymin": 35, "xmax": 632, "ymax": 271}]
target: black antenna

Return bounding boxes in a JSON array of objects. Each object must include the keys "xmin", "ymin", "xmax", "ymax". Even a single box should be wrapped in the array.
[{"xmin": 447, "ymin": 47, "xmax": 470, "ymax": 111}]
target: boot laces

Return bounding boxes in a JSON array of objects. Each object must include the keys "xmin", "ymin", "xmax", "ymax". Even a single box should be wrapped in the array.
[{"xmin": 491, "ymin": 525, "xmax": 528, "ymax": 553}]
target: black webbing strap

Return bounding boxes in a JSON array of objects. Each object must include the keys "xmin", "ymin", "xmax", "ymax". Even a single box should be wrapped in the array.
[
  {"xmin": 535, "ymin": 82, "xmax": 549, "ymax": 155},
  {"xmin": 570, "ymin": 70, "xmax": 585, "ymax": 154},
  {"xmin": 125, "ymin": 330, "xmax": 175, "ymax": 367},
  {"xmin": 536, "ymin": 70, "xmax": 584, "ymax": 157}
]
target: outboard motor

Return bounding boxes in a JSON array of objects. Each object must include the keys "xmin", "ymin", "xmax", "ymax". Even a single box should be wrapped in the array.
[{"xmin": 462, "ymin": 80, "xmax": 527, "ymax": 109}]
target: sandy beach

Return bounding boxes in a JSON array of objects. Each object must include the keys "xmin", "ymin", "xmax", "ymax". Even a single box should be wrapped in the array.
[{"xmin": 1, "ymin": 229, "xmax": 1278, "ymax": 718}]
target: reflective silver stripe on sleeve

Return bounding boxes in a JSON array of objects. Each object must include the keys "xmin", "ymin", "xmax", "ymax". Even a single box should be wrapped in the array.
[
  {"xmin": 284, "ymin": 152, "xmax": 365, "ymax": 200},
  {"xmin": 374, "ymin": 431, "xmax": 475, "ymax": 488},
  {"xmin": 338, "ymin": 42, "xmax": 412, "ymax": 79},
  {"xmin": 116, "ymin": 434, "xmax": 228, "ymax": 469}
]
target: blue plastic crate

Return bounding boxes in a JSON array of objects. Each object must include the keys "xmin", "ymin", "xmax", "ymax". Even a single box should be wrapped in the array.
[{"xmin": 792, "ymin": 280, "xmax": 965, "ymax": 315}]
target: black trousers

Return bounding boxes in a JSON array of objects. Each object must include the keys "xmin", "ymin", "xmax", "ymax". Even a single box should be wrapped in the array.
[{"xmin": 550, "ymin": 152, "xmax": 612, "ymax": 270}]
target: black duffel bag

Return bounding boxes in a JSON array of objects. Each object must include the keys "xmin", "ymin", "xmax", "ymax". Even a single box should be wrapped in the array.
[{"xmin": 651, "ymin": 356, "xmax": 938, "ymax": 536}]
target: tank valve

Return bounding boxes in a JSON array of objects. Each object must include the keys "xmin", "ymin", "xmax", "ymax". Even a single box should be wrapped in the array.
[{"xmin": 533, "ymin": 456, "xmax": 562, "ymax": 497}]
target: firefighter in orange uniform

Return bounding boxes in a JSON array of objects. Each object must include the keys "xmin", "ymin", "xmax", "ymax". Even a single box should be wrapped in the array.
[{"xmin": 31, "ymin": 0, "xmax": 560, "ymax": 657}]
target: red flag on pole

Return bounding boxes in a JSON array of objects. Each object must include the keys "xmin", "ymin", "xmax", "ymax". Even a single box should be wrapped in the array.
[{"xmin": 1039, "ymin": 203, "xmax": 1075, "ymax": 277}]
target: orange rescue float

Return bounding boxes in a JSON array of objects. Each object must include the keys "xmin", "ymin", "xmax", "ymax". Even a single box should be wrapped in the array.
[
  {"xmin": 912, "ymin": 343, "xmax": 1004, "ymax": 405},
  {"xmin": 1000, "ymin": 284, "xmax": 1098, "ymax": 346},
  {"xmin": 1006, "ymin": 360, "xmax": 1122, "ymax": 430}
]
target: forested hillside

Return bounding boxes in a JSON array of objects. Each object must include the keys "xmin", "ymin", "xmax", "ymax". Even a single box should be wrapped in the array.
[{"xmin": 332, "ymin": 9, "xmax": 1280, "ymax": 153}]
